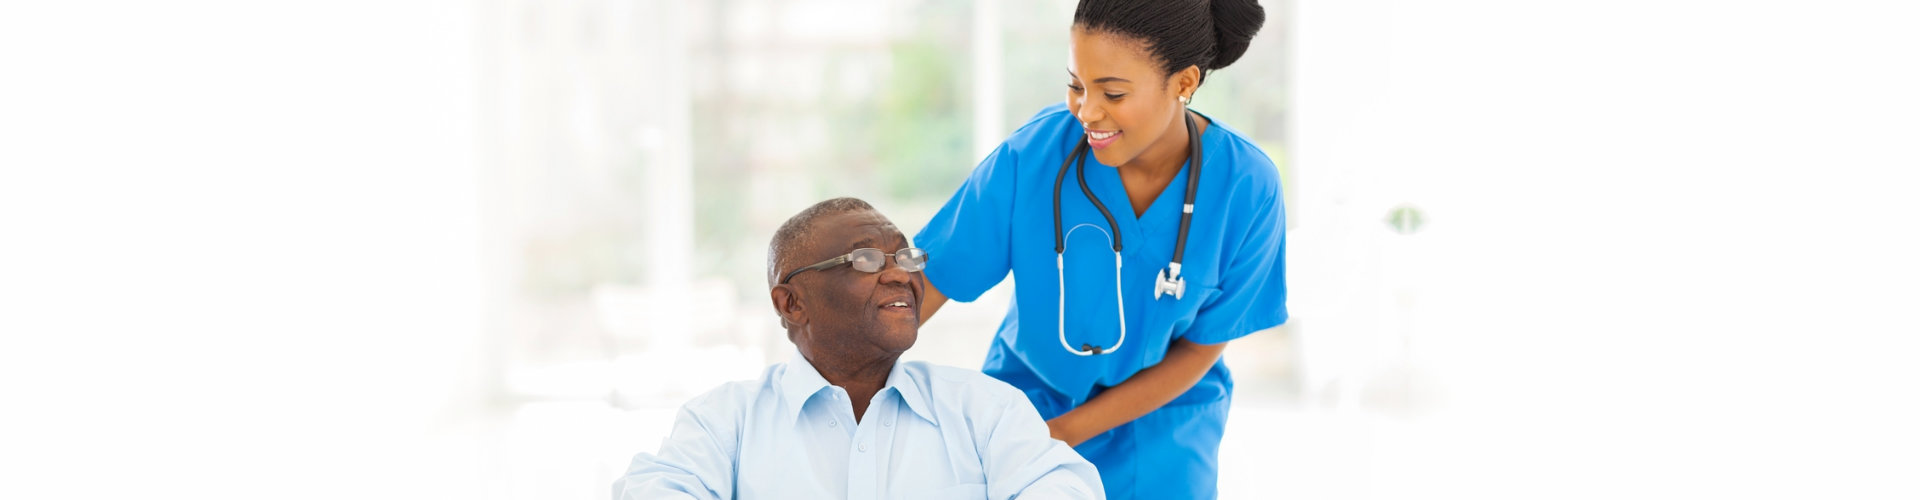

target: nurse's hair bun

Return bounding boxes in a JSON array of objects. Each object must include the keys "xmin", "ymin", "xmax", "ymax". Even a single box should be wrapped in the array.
[
  {"xmin": 1207, "ymin": 0, "xmax": 1266, "ymax": 71},
  {"xmin": 1073, "ymin": 0, "xmax": 1267, "ymax": 86}
]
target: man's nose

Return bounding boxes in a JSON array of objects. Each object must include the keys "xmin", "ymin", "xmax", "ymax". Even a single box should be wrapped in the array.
[{"xmin": 876, "ymin": 260, "xmax": 914, "ymax": 286}]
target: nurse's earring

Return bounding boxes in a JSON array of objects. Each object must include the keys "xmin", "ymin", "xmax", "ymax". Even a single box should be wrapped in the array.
[{"xmin": 1178, "ymin": 95, "xmax": 1190, "ymax": 106}]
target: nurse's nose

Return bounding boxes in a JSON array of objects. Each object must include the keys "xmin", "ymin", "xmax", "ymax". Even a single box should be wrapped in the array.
[{"xmin": 1075, "ymin": 104, "xmax": 1105, "ymax": 127}]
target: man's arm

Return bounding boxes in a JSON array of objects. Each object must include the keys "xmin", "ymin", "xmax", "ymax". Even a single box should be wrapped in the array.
[
  {"xmin": 980, "ymin": 388, "xmax": 1105, "ymax": 500},
  {"xmin": 611, "ymin": 404, "xmax": 738, "ymax": 500}
]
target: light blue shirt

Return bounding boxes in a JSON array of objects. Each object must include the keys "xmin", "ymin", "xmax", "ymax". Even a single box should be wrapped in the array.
[{"xmin": 613, "ymin": 352, "xmax": 1105, "ymax": 500}]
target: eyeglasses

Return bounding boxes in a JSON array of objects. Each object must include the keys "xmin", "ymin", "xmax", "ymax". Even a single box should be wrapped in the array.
[{"xmin": 780, "ymin": 247, "xmax": 929, "ymax": 284}]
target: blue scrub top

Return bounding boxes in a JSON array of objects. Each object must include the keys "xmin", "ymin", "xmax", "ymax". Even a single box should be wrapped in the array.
[{"xmin": 915, "ymin": 103, "xmax": 1288, "ymax": 499}]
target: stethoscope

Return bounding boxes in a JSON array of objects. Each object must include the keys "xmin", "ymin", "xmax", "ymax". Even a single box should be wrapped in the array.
[{"xmin": 1051, "ymin": 110, "xmax": 1203, "ymax": 356}]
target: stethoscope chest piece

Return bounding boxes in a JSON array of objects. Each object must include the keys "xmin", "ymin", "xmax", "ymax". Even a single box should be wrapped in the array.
[{"xmin": 1154, "ymin": 263, "xmax": 1186, "ymax": 300}]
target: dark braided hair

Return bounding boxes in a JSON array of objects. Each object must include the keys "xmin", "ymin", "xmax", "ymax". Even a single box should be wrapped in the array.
[{"xmin": 1073, "ymin": 0, "xmax": 1266, "ymax": 90}]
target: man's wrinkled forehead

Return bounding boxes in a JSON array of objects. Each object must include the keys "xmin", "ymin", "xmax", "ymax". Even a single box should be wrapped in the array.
[
  {"xmin": 794, "ymin": 209, "xmax": 890, "ymax": 259},
  {"xmin": 815, "ymin": 211, "xmax": 905, "ymax": 253}
]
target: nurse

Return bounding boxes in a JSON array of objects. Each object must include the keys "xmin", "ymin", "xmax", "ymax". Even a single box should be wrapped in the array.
[{"xmin": 914, "ymin": 0, "xmax": 1283, "ymax": 498}]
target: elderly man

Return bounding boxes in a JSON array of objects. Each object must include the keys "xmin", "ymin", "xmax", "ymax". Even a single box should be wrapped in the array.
[{"xmin": 613, "ymin": 198, "xmax": 1104, "ymax": 500}]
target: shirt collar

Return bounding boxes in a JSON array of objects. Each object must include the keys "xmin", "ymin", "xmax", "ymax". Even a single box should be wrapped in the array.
[
  {"xmin": 779, "ymin": 350, "xmax": 833, "ymax": 425},
  {"xmin": 882, "ymin": 358, "xmax": 937, "ymax": 426},
  {"xmin": 778, "ymin": 351, "xmax": 937, "ymax": 427}
]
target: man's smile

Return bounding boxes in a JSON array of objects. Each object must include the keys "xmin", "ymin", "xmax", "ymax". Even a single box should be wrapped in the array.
[{"xmin": 876, "ymin": 288, "xmax": 918, "ymax": 316}]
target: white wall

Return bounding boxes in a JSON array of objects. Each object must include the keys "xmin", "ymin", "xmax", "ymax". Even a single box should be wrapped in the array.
[
  {"xmin": 1292, "ymin": 0, "xmax": 1920, "ymax": 496},
  {"xmin": 1, "ymin": 2, "xmax": 486, "ymax": 498}
]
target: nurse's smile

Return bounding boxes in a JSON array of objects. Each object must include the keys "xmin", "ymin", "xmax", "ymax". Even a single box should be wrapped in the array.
[{"xmin": 1085, "ymin": 128, "xmax": 1121, "ymax": 149}]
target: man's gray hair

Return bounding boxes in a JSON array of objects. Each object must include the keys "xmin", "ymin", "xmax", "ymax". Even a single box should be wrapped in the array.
[{"xmin": 767, "ymin": 197, "xmax": 876, "ymax": 288}]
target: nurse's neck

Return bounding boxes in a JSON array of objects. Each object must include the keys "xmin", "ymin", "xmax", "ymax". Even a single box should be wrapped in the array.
[
  {"xmin": 801, "ymin": 349, "xmax": 899, "ymax": 423},
  {"xmin": 1116, "ymin": 110, "xmax": 1209, "ymax": 217}
]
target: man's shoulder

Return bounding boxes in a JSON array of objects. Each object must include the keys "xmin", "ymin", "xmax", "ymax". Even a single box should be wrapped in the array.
[
  {"xmin": 677, "ymin": 364, "xmax": 783, "ymax": 416},
  {"xmin": 900, "ymin": 360, "xmax": 1026, "ymax": 407}
]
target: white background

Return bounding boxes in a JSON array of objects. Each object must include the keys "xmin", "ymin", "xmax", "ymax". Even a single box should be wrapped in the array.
[{"xmin": 4, "ymin": 1, "xmax": 1918, "ymax": 498}]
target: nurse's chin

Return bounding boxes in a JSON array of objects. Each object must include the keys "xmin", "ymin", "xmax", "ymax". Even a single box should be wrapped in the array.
[{"xmin": 1087, "ymin": 147, "xmax": 1137, "ymax": 169}]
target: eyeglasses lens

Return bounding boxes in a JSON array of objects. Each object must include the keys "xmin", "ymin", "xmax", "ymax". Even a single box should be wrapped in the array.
[
  {"xmin": 847, "ymin": 248, "xmax": 884, "ymax": 272},
  {"xmin": 897, "ymin": 248, "xmax": 927, "ymax": 272}
]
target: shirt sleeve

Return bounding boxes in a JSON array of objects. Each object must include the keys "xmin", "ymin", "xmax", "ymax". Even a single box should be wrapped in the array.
[
  {"xmin": 611, "ymin": 402, "xmax": 739, "ymax": 500},
  {"xmin": 913, "ymin": 142, "xmax": 1021, "ymax": 303},
  {"xmin": 1183, "ymin": 179, "xmax": 1289, "ymax": 345},
  {"xmin": 978, "ymin": 386, "xmax": 1105, "ymax": 500}
]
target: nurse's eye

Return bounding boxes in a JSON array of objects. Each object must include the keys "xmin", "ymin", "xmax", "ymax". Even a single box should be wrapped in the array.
[
  {"xmin": 1067, "ymin": 83, "xmax": 1084, "ymax": 93},
  {"xmin": 1105, "ymin": 93, "xmax": 1126, "ymax": 101}
]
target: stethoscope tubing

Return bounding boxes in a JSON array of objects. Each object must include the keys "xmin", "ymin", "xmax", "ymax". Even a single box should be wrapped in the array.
[
  {"xmin": 1056, "ymin": 225, "xmax": 1128, "ymax": 357},
  {"xmin": 1050, "ymin": 111, "xmax": 1204, "ymax": 356}
]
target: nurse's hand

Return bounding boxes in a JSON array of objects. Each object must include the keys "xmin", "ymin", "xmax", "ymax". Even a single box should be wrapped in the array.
[
  {"xmin": 1045, "ymin": 418, "xmax": 1088, "ymax": 447},
  {"xmin": 1043, "ymin": 338, "xmax": 1230, "ymax": 447}
]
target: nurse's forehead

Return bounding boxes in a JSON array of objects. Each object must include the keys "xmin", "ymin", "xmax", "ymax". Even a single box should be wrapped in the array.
[{"xmin": 1067, "ymin": 31, "xmax": 1158, "ymax": 80}]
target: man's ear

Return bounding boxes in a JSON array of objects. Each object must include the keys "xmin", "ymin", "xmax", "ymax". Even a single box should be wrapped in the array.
[{"xmin": 769, "ymin": 284, "xmax": 806, "ymax": 329}]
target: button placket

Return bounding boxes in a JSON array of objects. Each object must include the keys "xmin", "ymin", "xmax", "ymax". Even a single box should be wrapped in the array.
[
  {"xmin": 853, "ymin": 406, "xmax": 872, "ymax": 453},
  {"xmin": 846, "ymin": 400, "xmax": 881, "ymax": 500}
]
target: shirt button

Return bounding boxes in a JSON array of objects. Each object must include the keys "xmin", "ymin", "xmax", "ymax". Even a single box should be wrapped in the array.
[
  {"xmin": 828, "ymin": 420, "xmax": 837, "ymax": 427},
  {"xmin": 858, "ymin": 443, "xmax": 869, "ymax": 452},
  {"xmin": 884, "ymin": 420, "xmax": 892, "ymax": 427}
]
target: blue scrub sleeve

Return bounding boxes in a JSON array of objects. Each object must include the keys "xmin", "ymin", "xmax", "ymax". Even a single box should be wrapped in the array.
[
  {"xmin": 1183, "ymin": 187, "xmax": 1289, "ymax": 344},
  {"xmin": 913, "ymin": 143, "xmax": 1020, "ymax": 303}
]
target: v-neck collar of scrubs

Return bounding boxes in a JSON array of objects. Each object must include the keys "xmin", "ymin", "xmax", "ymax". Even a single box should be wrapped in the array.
[{"xmin": 1082, "ymin": 111, "xmax": 1219, "ymax": 253}]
